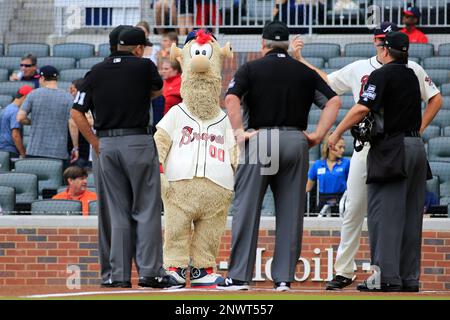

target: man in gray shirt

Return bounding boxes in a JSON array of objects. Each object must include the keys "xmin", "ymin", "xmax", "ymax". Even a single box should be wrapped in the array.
[{"xmin": 17, "ymin": 65, "xmax": 75, "ymax": 165}]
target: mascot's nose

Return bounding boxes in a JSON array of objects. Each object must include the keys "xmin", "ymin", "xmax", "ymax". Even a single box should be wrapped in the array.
[{"xmin": 191, "ymin": 55, "xmax": 210, "ymax": 73}]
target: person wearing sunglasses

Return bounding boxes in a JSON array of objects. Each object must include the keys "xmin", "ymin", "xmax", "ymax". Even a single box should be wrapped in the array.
[{"xmin": 9, "ymin": 53, "xmax": 40, "ymax": 88}]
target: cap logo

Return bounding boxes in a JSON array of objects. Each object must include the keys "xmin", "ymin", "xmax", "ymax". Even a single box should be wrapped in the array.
[
  {"xmin": 113, "ymin": 58, "xmax": 121, "ymax": 63},
  {"xmin": 275, "ymin": 35, "xmax": 280, "ymax": 40},
  {"xmin": 119, "ymin": 40, "xmax": 124, "ymax": 44},
  {"xmin": 383, "ymin": 25, "xmax": 392, "ymax": 33}
]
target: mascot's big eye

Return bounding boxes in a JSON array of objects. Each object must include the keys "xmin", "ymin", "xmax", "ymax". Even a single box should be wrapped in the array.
[{"xmin": 190, "ymin": 43, "xmax": 213, "ymax": 59}]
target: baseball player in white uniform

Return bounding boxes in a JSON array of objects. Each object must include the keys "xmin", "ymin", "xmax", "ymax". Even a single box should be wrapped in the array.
[{"xmin": 292, "ymin": 22, "xmax": 442, "ymax": 290}]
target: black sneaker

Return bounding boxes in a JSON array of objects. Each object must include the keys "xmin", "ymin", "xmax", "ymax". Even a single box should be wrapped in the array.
[
  {"xmin": 402, "ymin": 285, "xmax": 419, "ymax": 292},
  {"xmin": 326, "ymin": 275, "xmax": 355, "ymax": 290},
  {"xmin": 138, "ymin": 275, "xmax": 184, "ymax": 289},
  {"xmin": 216, "ymin": 277, "xmax": 249, "ymax": 291},
  {"xmin": 357, "ymin": 280, "xmax": 402, "ymax": 292},
  {"xmin": 101, "ymin": 279, "xmax": 132, "ymax": 288},
  {"xmin": 274, "ymin": 281, "xmax": 291, "ymax": 292}
]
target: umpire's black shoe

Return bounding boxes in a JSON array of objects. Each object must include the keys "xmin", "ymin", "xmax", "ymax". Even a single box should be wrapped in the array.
[
  {"xmin": 326, "ymin": 275, "xmax": 355, "ymax": 290},
  {"xmin": 357, "ymin": 281, "xmax": 402, "ymax": 292},
  {"xmin": 138, "ymin": 275, "xmax": 184, "ymax": 289},
  {"xmin": 216, "ymin": 277, "xmax": 250, "ymax": 291},
  {"xmin": 402, "ymin": 285, "xmax": 420, "ymax": 292},
  {"xmin": 101, "ymin": 279, "xmax": 132, "ymax": 288}
]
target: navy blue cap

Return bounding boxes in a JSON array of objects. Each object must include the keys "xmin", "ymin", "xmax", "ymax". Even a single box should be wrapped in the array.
[
  {"xmin": 404, "ymin": 7, "xmax": 421, "ymax": 19},
  {"xmin": 184, "ymin": 29, "xmax": 217, "ymax": 45},
  {"xmin": 263, "ymin": 20, "xmax": 290, "ymax": 41},
  {"xmin": 39, "ymin": 65, "xmax": 58, "ymax": 79},
  {"xmin": 374, "ymin": 22, "xmax": 399, "ymax": 38}
]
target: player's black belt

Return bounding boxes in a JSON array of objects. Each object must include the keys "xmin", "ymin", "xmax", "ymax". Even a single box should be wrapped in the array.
[
  {"xmin": 404, "ymin": 130, "xmax": 421, "ymax": 137},
  {"xmin": 256, "ymin": 126, "xmax": 302, "ymax": 131},
  {"xmin": 97, "ymin": 127, "xmax": 152, "ymax": 138}
]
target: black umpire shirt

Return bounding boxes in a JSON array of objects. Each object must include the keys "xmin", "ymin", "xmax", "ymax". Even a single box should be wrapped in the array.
[
  {"xmin": 227, "ymin": 48, "xmax": 337, "ymax": 130},
  {"xmin": 72, "ymin": 51, "xmax": 163, "ymax": 130},
  {"xmin": 358, "ymin": 60, "xmax": 422, "ymax": 134}
]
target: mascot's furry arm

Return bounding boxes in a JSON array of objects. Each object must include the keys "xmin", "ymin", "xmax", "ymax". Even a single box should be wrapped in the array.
[{"xmin": 154, "ymin": 128, "xmax": 172, "ymax": 169}]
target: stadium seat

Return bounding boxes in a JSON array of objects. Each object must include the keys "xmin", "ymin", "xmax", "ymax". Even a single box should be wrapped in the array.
[
  {"xmin": 428, "ymin": 137, "xmax": 450, "ymax": 162},
  {"xmin": 429, "ymin": 161, "xmax": 450, "ymax": 183},
  {"xmin": 0, "ymin": 44, "xmax": 3, "ymax": 56},
  {"xmin": 443, "ymin": 126, "xmax": 450, "ymax": 137},
  {"xmin": 328, "ymin": 57, "xmax": 365, "ymax": 69},
  {"xmin": 98, "ymin": 43, "xmax": 110, "ymax": 57},
  {"xmin": 308, "ymin": 109, "xmax": 321, "ymax": 124},
  {"xmin": 0, "ymin": 57, "xmax": 21, "ymax": 72},
  {"xmin": 58, "ymin": 81, "xmax": 72, "ymax": 91},
  {"xmin": 440, "ymin": 181, "xmax": 450, "ymax": 198},
  {"xmin": 427, "ymin": 175, "xmax": 440, "ymax": 197},
  {"xmin": 336, "ymin": 108, "xmax": 348, "ymax": 123},
  {"xmin": 423, "ymin": 57, "xmax": 450, "ymax": 70},
  {"xmin": 31, "ymin": 199, "xmax": 82, "ymax": 215},
  {"xmin": 37, "ymin": 57, "xmax": 76, "ymax": 71},
  {"xmin": 23, "ymin": 125, "xmax": 31, "ymax": 137},
  {"xmin": 426, "ymin": 69, "xmax": 450, "ymax": 87},
  {"xmin": 0, "ymin": 94, "xmax": 12, "ymax": 108},
  {"xmin": 302, "ymin": 43, "xmax": 341, "ymax": 61},
  {"xmin": 306, "ymin": 57, "xmax": 325, "ymax": 68},
  {"xmin": 7, "ymin": 43, "xmax": 50, "ymax": 58},
  {"xmin": 344, "ymin": 43, "xmax": 375, "ymax": 57},
  {"xmin": 309, "ymin": 143, "xmax": 320, "ymax": 162},
  {"xmin": 438, "ymin": 43, "xmax": 450, "ymax": 56},
  {"xmin": 342, "ymin": 135, "xmax": 354, "ymax": 158},
  {"xmin": 88, "ymin": 200, "xmax": 98, "ymax": 215},
  {"xmin": 408, "ymin": 43, "xmax": 434, "ymax": 60},
  {"xmin": 440, "ymin": 196, "xmax": 450, "ymax": 206},
  {"xmin": 422, "ymin": 125, "xmax": 441, "ymax": 142},
  {"xmin": 53, "ymin": 43, "xmax": 95, "ymax": 60},
  {"xmin": 0, "ymin": 68, "xmax": 8, "ymax": 81},
  {"xmin": 59, "ymin": 69, "xmax": 90, "ymax": 82},
  {"xmin": 340, "ymin": 95, "xmax": 355, "ymax": 109},
  {"xmin": 0, "ymin": 185, "xmax": 15, "ymax": 213},
  {"xmin": 441, "ymin": 98, "xmax": 450, "ymax": 110},
  {"xmin": 441, "ymin": 83, "xmax": 450, "ymax": 96},
  {"xmin": 79, "ymin": 57, "xmax": 103, "ymax": 69},
  {"xmin": 431, "ymin": 110, "xmax": 450, "ymax": 128},
  {"xmin": 0, "ymin": 81, "xmax": 30, "ymax": 96},
  {"xmin": 0, "ymin": 151, "xmax": 10, "ymax": 172},
  {"xmin": 322, "ymin": 68, "xmax": 338, "ymax": 75},
  {"xmin": 14, "ymin": 158, "xmax": 63, "ymax": 195},
  {"xmin": 87, "ymin": 173, "xmax": 95, "ymax": 188},
  {"xmin": 0, "ymin": 172, "xmax": 38, "ymax": 205},
  {"xmin": 408, "ymin": 57, "xmax": 420, "ymax": 64}
]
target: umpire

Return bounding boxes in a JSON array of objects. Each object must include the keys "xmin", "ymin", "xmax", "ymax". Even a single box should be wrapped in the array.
[
  {"xmin": 72, "ymin": 27, "xmax": 179, "ymax": 288},
  {"xmin": 328, "ymin": 31, "xmax": 428, "ymax": 292},
  {"xmin": 217, "ymin": 20, "xmax": 341, "ymax": 291}
]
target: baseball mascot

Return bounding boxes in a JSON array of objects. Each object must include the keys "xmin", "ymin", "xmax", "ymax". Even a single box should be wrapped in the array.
[{"xmin": 154, "ymin": 29, "xmax": 236, "ymax": 288}]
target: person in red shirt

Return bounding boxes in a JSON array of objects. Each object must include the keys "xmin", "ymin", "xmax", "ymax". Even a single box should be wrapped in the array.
[
  {"xmin": 161, "ymin": 58, "xmax": 182, "ymax": 114},
  {"xmin": 401, "ymin": 7, "xmax": 428, "ymax": 44},
  {"xmin": 53, "ymin": 166, "xmax": 97, "ymax": 216}
]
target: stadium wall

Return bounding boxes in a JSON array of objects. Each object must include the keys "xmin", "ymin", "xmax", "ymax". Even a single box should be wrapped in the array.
[{"xmin": 0, "ymin": 217, "xmax": 449, "ymax": 291}]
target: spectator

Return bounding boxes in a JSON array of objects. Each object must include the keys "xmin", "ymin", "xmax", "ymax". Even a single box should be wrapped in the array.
[
  {"xmin": 273, "ymin": 0, "xmax": 324, "ymax": 25},
  {"xmin": 424, "ymin": 190, "xmax": 439, "ymax": 215},
  {"xmin": 136, "ymin": 21, "xmax": 159, "ymax": 65},
  {"xmin": 154, "ymin": 0, "xmax": 177, "ymax": 34},
  {"xmin": 401, "ymin": 7, "xmax": 428, "ymax": 44},
  {"xmin": 334, "ymin": 0, "xmax": 358, "ymax": 10},
  {"xmin": 195, "ymin": 0, "xmax": 222, "ymax": 29},
  {"xmin": 157, "ymin": 31, "xmax": 179, "ymax": 69},
  {"xmin": 161, "ymin": 58, "xmax": 182, "ymax": 114},
  {"xmin": 68, "ymin": 78, "xmax": 93, "ymax": 169},
  {"xmin": 16, "ymin": 66, "xmax": 74, "ymax": 167},
  {"xmin": 306, "ymin": 132, "xmax": 350, "ymax": 212},
  {"xmin": 53, "ymin": 166, "xmax": 97, "ymax": 216},
  {"xmin": 9, "ymin": 54, "xmax": 40, "ymax": 88},
  {"xmin": 178, "ymin": 0, "xmax": 194, "ymax": 35},
  {"xmin": 0, "ymin": 85, "xmax": 33, "ymax": 159}
]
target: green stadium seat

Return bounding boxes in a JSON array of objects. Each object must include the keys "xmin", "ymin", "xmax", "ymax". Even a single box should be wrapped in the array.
[
  {"xmin": 441, "ymin": 83, "xmax": 450, "ymax": 96},
  {"xmin": 0, "ymin": 151, "xmax": 10, "ymax": 172},
  {"xmin": 0, "ymin": 68, "xmax": 8, "ymax": 81},
  {"xmin": 0, "ymin": 94, "xmax": 13, "ymax": 107},
  {"xmin": 0, "ymin": 81, "xmax": 30, "ymax": 96},
  {"xmin": 408, "ymin": 43, "xmax": 434, "ymax": 60},
  {"xmin": 0, "ymin": 57, "xmax": 21, "ymax": 72},
  {"xmin": 14, "ymin": 158, "xmax": 63, "ymax": 195},
  {"xmin": 79, "ymin": 57, "xmax": 103, "ymax": 69},
  {"xmin": 53, "ymin": 43, "xmax": 95, "ymax": 60},
  {"xmin": 426, "ymin": 69, "xmax": 450, "ymax": 87},
  {"xmin": 438, "ymin": 43, "xmax": 450, "ymax": 56},
  {"xmin": 344, "ymin": 43, "xmax": 375, "ymax": 57},
  {"xmin": 302, "ymin": 43, "xmax": 341, "ymax": 61},
  {"xmin": 0, "ymin": 172, "xmax": 38, "ymax": 205},
  {"xmin": 59, "ymin": 69, "xmax": 90, "ymax": 82},
  {"xmin": 328, "ymin": 57, "xmax": 365, "ymax": 69},
  {"xmin": 37, "ymin": 57, "xmax": 76, "ymax": 71},
  {"xmin": 428, "ymin": 137, "xmax": 450, "ymax": 162},
  {"xmin": 0, "ymin": 185, "xmax": 15, "ymax": 213},
  {"xmin": 88, "ymin": 200, "xmax": 98, "ymax": 216},
  {"xmin": 7, "ymin": 43, "xmax": 50, "ymax": 58},
  {"xmin": 422, "ymin": 125, "xmax": 441, "ymax": 142},
  {"xmin": 31, "ymin": 199, "xmax": 82, "ymax": 215},
  {"xmin": 98, "ymin": 43, "xmax": 110, "ymax": 57},
  {"xmin": 423, "ymin": 57, "xmax": 450, "ymax": 70}
]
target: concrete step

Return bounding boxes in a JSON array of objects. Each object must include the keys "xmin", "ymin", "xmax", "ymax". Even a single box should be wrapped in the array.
[
  {"xmin": 4, "ymin": 33, "xmax": 50, "ymax": 44},
  {"xmin": 17, "ymin": 9, "xmax": 54, "ymax": 21},
  {"xmin": 10, "ymin": 20, "xmax": 54, "ymax": 34},
  {"xmin": 22, "ymin": 0, "xmax": 54, "ymax": 10}
]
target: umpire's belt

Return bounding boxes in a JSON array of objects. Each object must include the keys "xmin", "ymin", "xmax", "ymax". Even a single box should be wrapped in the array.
[
  {"xmin": 375, "ymin": 130, "xmax": 421, "ymax": 138},
  {"xmin": 97, "ymin": 127, "xmax": 152, "ymax": 138},
  {"xmin": 256, "ymin": 126, "xmax": 302, "ymax": 131}
]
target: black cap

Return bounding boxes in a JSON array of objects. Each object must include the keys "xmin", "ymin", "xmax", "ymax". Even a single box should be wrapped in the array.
[
  {"xmin": 404, "ymin": 7, "xmax": 421, "ymax": 19},
  {"xmin": 109, "ymin": 25, "xmax": 133, "ymax": 46},
  {"xmin": 118, "ymin": 27, "xmax": 152, "ymax": 46},
  {"xmin": 373, "ymin": 22, "xmax": 399, "ymax": 39},
  {"xmin": 385, "ymin": 31, "xmax": 409, "ymax": 52},
  {"xmin": 39, "ymin": 65, "xmax": 59, "ymax": 79},
  {"xmin": 262, "ymin": 20, "xmax": 289, "ymax": 41}
]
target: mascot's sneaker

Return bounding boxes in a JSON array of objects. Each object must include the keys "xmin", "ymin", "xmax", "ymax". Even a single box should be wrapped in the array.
[
  {"xmin": 167, "ymin": 267, "xmax": 187, "ymax": 287},
  {"xmin": 190, "ymin": 267, "xmax": 224, "ymax": 288},
  {"xmin": 216, "ymin": 277, "xmax": 250, "ymax": 291}
]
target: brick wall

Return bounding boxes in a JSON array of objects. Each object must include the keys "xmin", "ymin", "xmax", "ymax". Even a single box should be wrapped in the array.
[{"xmin": 1, "ymin": 227, "xmax": 449, "ymax": 290}]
